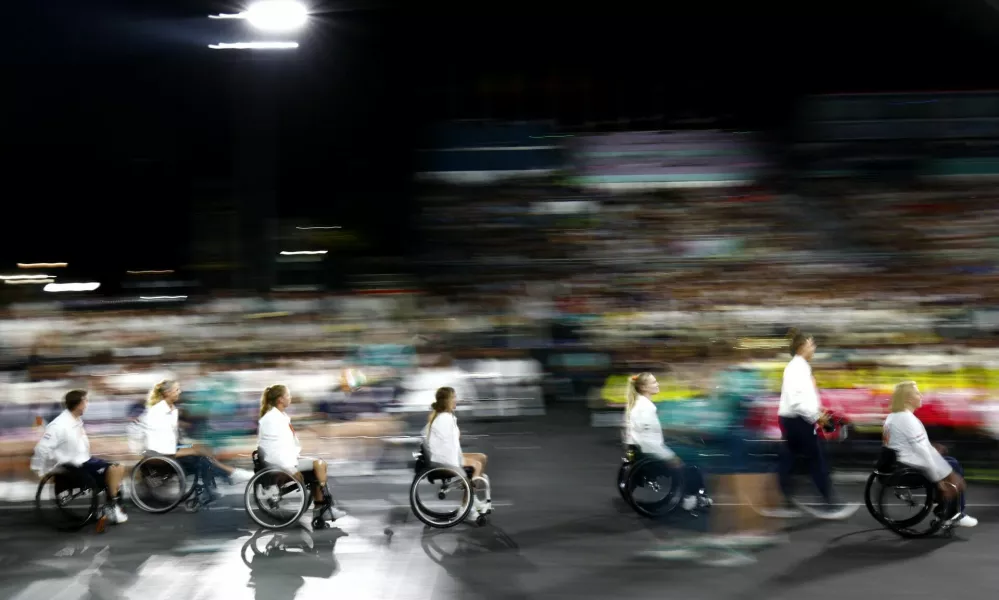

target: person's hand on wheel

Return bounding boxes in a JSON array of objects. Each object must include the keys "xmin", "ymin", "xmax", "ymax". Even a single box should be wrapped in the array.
[
  {"xmin": 668, "ymin": 457, "xmax": 684, "ymax": 469},
  {"xmin": 938, "ymin": 472, "xmax": 964, "ymax": 499},
  {"xmin": 937, "ymin": 480, "xmax": 957, "ymax": 499},
  {"xmin": 816, "ymin": 412, "xmax": 830, "ymax": 428},
  {"xmin": 946, "ymin": 472, "xmax": 966, "ymax": 493}
]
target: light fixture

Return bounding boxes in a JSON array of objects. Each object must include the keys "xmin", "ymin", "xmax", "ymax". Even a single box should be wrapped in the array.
[
  {"xmin": 208, "ymin": 41, "xmax": 299, "ymax": 50},
  {"xmin": 0, "ymin": 274, "xmax": 53, "ymax": 280},
  {"xmin": 208, "ymin": 1, "xmax": 308, "ymax": 33},
  {"xmin": 245, "ymin": 1, "xmax": 308, "ymax": 32},
  {"xmin": 43, "ymin": 282, "xmax": 100, "ymax": 293}
]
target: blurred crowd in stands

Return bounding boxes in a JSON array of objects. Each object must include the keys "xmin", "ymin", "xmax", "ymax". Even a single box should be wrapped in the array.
[{"xmin": 3, "ymin": 176, "xmax": 999, "ymax": 481}]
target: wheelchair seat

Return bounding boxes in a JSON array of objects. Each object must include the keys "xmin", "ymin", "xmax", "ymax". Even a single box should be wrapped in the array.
[
  {"xmin": 413, "ymin": 444, "xmax": 475, "ymax": 479},
  {"xmin": 427, "ymin": 463, "xmax": 474, "ymax": 478}
]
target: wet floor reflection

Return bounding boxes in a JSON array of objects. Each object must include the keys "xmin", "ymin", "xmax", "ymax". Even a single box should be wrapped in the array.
[{"xmin": 242, "ymin": 529, "xmax": 344, "ymax": 599}]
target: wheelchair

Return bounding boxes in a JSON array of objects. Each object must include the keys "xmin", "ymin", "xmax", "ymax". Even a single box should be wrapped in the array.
[
  {"xmin": 35, "ymin": 464, "xmax": 119, "ymax": 532},
  {"xmin": 243, "ymin": 450, "xmax": 338, "ymax": 530},
  {"xmin": 410, "ymin": 445, "xmax": 492, "ymax": 528},
  {"xmin": 129, "ymin": 453, "xmax": 219, "ymax": 514},
  {"xmin": 618, "ymin": 445, "xmax": 711, "ymax": 518},
  {"xmin": 864, "ymin": 447, "xmax": 964, "ymax": 538}
]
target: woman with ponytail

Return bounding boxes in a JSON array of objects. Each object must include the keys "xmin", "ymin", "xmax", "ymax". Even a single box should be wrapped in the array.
[
  {"xmin": 425, "ymin": 387, "xmax": 491, "ymax": 522},
  {"xmin": 258, "ymin": 384, "xmax": 348, "ymax": 525},
  {"xmin": 140, "ymin": 380, "xmax": 251, "ymax": 500},
  {"xmin": 624, "ymin": 372, "xmax": 706, "ymax": 513}
]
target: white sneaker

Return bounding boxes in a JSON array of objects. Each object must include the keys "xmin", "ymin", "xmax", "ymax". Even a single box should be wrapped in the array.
[
  {"xmin": 814, "ymin": 503, "xmax": 860, "ymax": 521},
  {"xmin": 330, "ymin": 507, "xmax": 349, "ymax": 520},
  {"xmin": 229, "ymin": 469, "xmax": 253, "ymax": 484},
  {"xmin": 681, "ymin": 495, "xmax": 698, "ymax": 511},
  {"xmin": 111, "ymin": 505, "xmax": 128, "ymax": 524},
  {"xmin": 956, "ymin": 514, "xmax": 978, "ymax": 528}
]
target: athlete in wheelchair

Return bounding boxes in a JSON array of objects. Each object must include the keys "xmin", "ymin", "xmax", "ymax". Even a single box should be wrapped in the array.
[
  {"xmin": 129, "ymin": 380, "xmax": 253, "ymax": 513},
  {"xmin": 410, "ymin": 387, "xmax": 493, "ymax": 528},
  {"xmin": 864, "ymin": 381, "xmax": 977, "ymax": 538},
  {"xmin": 618, "ymin": 373, "xmax": 711, "ymax": 518},
  {"xmin": 244, "ymin": 384, "xmax": 348, "ymax": 530},
  {"xmin": 32, "ymin": 390, "xmax": 128, "ymax": 530}
]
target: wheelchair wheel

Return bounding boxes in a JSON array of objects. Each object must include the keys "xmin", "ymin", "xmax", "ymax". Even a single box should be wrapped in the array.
[
  {"xmin": 876, "ymin": 469, "xmax": 941, "ymax": 538},
  {"xmin": 35, "ymin": 467, "xmax": 100, "ymax": 532},
  {"xmin": 244, "ymin": 468, "xmax": 309, "ymax": 530},
  {"xmin": 130, "ymin": 456, "xmax": 188, "ymax": 514},
  {"xmin": 623, "ymin": 459, "xmax": 683, "ymax": 518},
  {"xmin": 864, "ymin": 472, "xmax": 889, "ymax": 525},
  {"xmin": 410, "ymin": 466, "xmax": 473, "ymax": 529},
  {"xmin": 617, "ymin": 463, "xmax": 631, "ymax": 501}
]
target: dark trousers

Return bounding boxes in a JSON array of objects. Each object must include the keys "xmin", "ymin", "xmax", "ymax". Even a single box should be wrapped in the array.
[
  {"xmin": 943, "ymin": 455, "xmax": 966, "ymax": 513},
  {"xmin": 682, "ymin": 464, "xmax": 705, "ymax": 497},
  {"xmin": 778, "ymin": 416, "xmax": 832, "ymax": 503},
  {"xmin": 176, "ymin": 455, "xmax": 218, "ymax": 488}
]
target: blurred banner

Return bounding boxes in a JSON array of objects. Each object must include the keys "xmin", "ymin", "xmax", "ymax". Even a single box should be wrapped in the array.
[
  {"xmin": 416, "ymin": 121, "xmax": 565, "ymax": 183},
  {"xmin": 571, "ymin": 130, "xmax": 767, "ymax": 190},
  {"xmin": 799, "ymin": 92, "xmax": 999, "ymax": 179}
]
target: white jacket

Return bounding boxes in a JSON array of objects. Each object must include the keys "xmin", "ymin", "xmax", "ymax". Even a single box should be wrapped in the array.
[
  {"xmin": 778, "ymin": 355, "xmax": 822, "ymax": 423},
  {"xmin": 883, "ymin": 410, "xmax": 953, "ymax": 482},
  {"xmin": 624, "ymin": 396, "xmax": 676, "ymax": 461},
  {"xmin": 142, "ymin": 401, "xmax": 179, "ymax": 455},
  {"xmin": 425, "ymin": 412, "xmax": 463, "ymax": 468},
  {"xmin": 31, "ymin": 410, "xmax": 91, "ymax": 475},
  {"xmin": 257, "ymin": 407, "xmax": 301, "ymax": 472}
]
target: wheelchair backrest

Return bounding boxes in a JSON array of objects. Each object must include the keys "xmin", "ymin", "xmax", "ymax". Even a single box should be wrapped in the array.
[
  {"xmin": 252, "ymin": 449, "xmax": 266, "ymax": 472},
  {"xmin": 413, "ymin": 444, "xmax": 429, "ymax": 474},
  {"xmin": 875, "ymin": 446, "xmax": 898, "ymax": 473},
  {"xmin": 623, "ymin": 444, "xmax": 642, "ymax": 462}
]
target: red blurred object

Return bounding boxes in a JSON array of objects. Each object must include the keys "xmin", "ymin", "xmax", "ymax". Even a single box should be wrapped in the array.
[{"xmin": 746, "ymin": 388, "xmax": 986, "ymax": 440}]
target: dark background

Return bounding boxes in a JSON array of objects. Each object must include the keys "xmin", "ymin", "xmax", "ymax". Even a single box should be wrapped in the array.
[{"xmin": 3, "ymin": 0, "xmax": 999, "ymax": 289}]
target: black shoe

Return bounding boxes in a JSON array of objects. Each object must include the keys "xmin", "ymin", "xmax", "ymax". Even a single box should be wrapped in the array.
[{"xmin": 201, "ymin": 487, "xmax": 222, "ymax": 504}]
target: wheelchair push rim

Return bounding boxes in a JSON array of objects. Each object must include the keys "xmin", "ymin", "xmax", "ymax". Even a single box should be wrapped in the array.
[
  {"xmin": 35, "ymin": 468, "xmax": 100, "ymax": 532},
  {"xmin": 244, "ymin": 468, "xmax": 309, "ymax": 530},
  {"xmin": 617, "ymin": 462, "xmax": 631, "ymax": 501},
  {"xmin": 410, "ymin": 466, "xmax": 473, "ymax": 529},
  {"xmin": 129, "ymin": 455, "xmax": 189, "ymax": 514}
]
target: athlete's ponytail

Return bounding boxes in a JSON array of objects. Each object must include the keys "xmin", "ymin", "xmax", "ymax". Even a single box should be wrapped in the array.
[
  {"xmin": 428, "ymin": 386, "xmax": 456, "ymax": 430},
  {"xmin": 260, "ymin": 384, "xmax": 287, "ymax": 418},
  {"xmin": 147, "ymin": 380, "xmax": 177, "ymax": 407},
  {"xmin": 625, "ymin": 373, "xmax": 655, "ymax": 417}
]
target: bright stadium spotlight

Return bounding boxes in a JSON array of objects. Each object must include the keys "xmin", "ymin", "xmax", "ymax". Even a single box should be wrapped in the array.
[{"xmin": 245, "ymin": 1, "xmax": 309, "ymax": 32}]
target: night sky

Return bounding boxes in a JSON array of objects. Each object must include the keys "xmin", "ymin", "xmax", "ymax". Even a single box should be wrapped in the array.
[{"xmin": 4, "ymin": 0, "xmax": 999, "ymax": 289}]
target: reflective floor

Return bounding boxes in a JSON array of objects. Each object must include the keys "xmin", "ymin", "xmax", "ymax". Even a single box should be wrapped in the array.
[{"xmin": 1, "ymin": 418, "xmax": 997, "ymax": 600}]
